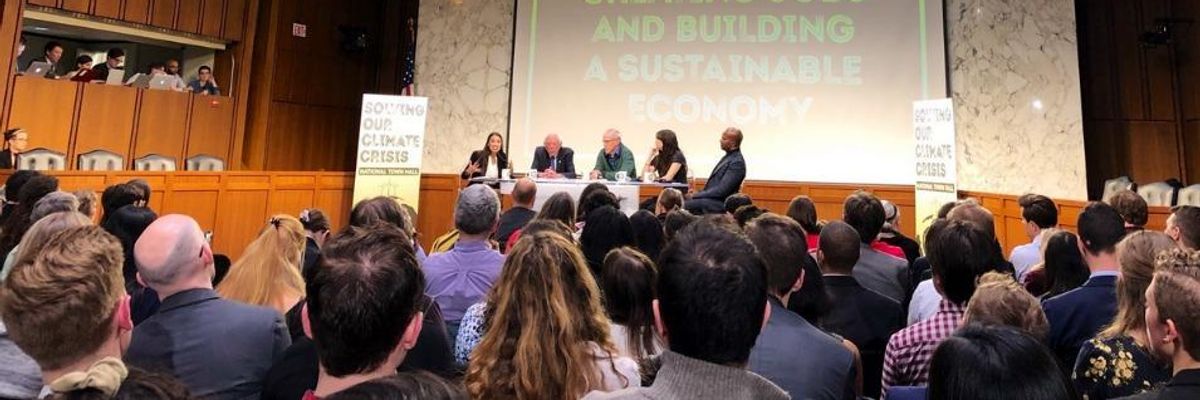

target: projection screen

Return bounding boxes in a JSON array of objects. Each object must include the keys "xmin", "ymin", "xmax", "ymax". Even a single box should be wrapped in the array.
[{"xmin": 509, "ymin": 0, "xmax": 947, "ymax": 184}]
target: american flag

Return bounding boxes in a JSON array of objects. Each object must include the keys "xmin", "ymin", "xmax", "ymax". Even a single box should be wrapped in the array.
[{"xmin": 402, "ymin": 17, "xmax": 417, "ymax": 96}]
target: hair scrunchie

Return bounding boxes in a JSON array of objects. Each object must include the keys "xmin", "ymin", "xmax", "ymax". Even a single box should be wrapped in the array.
[{"xmin": 48, "ymin": 357, "xmax": 129, "ymax": 397}]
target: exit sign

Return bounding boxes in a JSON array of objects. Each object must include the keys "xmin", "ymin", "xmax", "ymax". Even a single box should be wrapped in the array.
[{"xmin": 292, "ymin": 23, "xmax": 307, "ymax": 38}]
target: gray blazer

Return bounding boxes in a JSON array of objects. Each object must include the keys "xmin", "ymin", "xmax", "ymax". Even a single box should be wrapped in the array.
[
  {"xmin": 125, "ymin": 288, "xmax": 290, "ymax": 400},
  {"xmin": 853, "ymin": 244, "xmax": 911, "ymax": 304},
  {"xmin": 749, "ymin": 298, "xmax": 856, "ymax": 400},
  {"xmin": 584, "ymin": 351, "xmax": 788, "ymax": 400}
]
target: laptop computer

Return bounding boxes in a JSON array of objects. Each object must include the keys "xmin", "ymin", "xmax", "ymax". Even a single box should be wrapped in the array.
[
  {"xmin": 149, "ymin": 75, "xmax": 178, "ymax": 90},
  {"xmin": 104, "ymin": 69, "xmax": 125, "ymax": 86},
  {"xmin": 23, "ymin": 61, "xmax": 52, "ymax": 76},
  {"xmin": 126, "ymin": 73, "xmax": 153, "ymax": 88}
]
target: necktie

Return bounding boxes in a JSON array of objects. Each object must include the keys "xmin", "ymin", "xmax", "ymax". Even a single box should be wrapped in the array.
[{"xmin": 551, "ymin": 157, "xmax": 557, "ymax": 171}]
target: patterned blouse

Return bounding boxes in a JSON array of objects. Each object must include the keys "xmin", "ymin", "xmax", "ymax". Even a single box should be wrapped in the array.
[
  {"xmin": 454, "ymin": 302, "xmax": 487, "ymax": 367},
  {"xmin": 1072, "ymin": 336, "xmax": 1170, "ymax": 400}
]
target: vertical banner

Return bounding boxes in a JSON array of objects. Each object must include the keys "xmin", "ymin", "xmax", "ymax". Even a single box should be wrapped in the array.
[
  {"xmin": 913, "ymin": 99, "xmax": 957, "ymax": 245},
  {"xmin": 353, "ymin": 95, "xmax": 428, "ymax": 210}
]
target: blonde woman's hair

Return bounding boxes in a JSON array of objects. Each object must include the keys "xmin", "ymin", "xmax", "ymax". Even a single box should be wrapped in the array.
[
  {"xmin": 465, "ymin": 231, "xmax": 625, "ymax": 399},
  {"xmin": 964, "ymin": 272, "xmax": 1050, "ymax": 339},
  {"xmin": 1100, "ymin": 230, "xmax": 1177, "ymax": 338},
  {"xmin": 217, "ymin": 215, "xmax": 306, "ymax": 314},
  {"xmin": 13, "ymin": 211, "xmax": 92, "ymax": 268}
]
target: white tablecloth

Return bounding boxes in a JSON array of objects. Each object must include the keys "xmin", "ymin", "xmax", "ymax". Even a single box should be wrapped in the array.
[{"xmin": 491, "ymin": 179, "xmax": 685, "ymax": 215}]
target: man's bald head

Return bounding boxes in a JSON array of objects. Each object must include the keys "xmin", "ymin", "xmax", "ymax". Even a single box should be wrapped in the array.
[
  {"xmin": 512, "ymin": 178, "xmax": 537, "ymax": 207},
  {"xmin": 134, "ymin": 214, "xmax": 210, "ymax": 289},
  {"xmin": 948, "ymin": 202, "xmax": 997, "ymax": 241}
]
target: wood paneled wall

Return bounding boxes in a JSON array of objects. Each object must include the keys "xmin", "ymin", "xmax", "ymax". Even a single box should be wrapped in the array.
[
  {"xmin": 1078, "ymin": 0, "xmax": 1200, "ymax": 198},
  {"xmin": 25, "ymin": 0, "xmax": 246, "ymax": 41},
  {"xmin": 3, "ymin": 76, "xmax": 235, "ymax": 169},
  {"xmin": 242, "ymin": 0, "xmax": 417, "ymax": 172}
]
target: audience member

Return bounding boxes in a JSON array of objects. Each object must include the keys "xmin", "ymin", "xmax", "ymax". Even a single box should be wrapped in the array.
[
  {"xmin": 910, "ymin": 201, "xmax": 1013, "ymax": 324},
  {"xmin": 1044, "ymin": 202, "xmax": 1126, "ymax": 371},
  {"xmin": 536, "ymin": 191, "xmax": 577, "ymax": 228},
  {"xmin": 0, "ymin": 174, "xmax": 59, "ymax": 257},
  {"xmin": 684, "ymin": 128, "xmax": 747, "ymax": 215},
  {"xmin": 30, "ymin": 191, "xmax": 78, "ymax": 224},
  {"xmin": 423, "ymin": 184, "xmax": 502, "ymax": 338},
  {"xmin": 586, "ymin": 220, "xmax": 787, "ymax": 400},
  {"xmin": 13, "ymin": 36, "xmax": 24, "ymax": 74},
  {"xmin": 581, "ymin": 205, "xmax": 635, "ymax": 275},
  {"xmin": 601, "ymin": 247, "xmax": 665, "ymax": 363},
  {"xmin": 217, "ymin": 215, "xmax": 306, "ymax": 315},
  {"xmin": 127, "ymin": 215, "xmax": 289, "ymax": 400},
  {"xmin": 531, "ymin": 133, "xmax": 576, "ymax": 178},
  {"xmin": 1027, "ymin": 231, "xmax": 1091, "ymax": 299},
  {"xmin": 578, "ymin": 187, "xmax": 619, "ymax": 226},
  {"xmin": 99, "ymin": 183, "xmax": 143, "ymax": 225},
  {"xmin": 127, "ymin": 179, "xmax": 152, "ymax": 207},
  {"xmin": 786, "ymin": 252, "xmax": 830, "ymax": 325},
  {"xmin": 629, "ymin": 210, "xmax": 665, "ymax": 260},
  {"xmin": 453, "ymin": 220, "xmax": 576, "ymax": 366},
  {"xmin": 467, "ymin": 231, "xmax": 639, "ymax": 398},
  {"xmin": 879, "ymin": 200, "xmax": 921, "ymax": 265},
  {"xmin": 964, "ymin": 272, "xmax": 1049, "ymax": 339},
  {"xmin": 1, "ymin": 225, "xmax": 193, "ymax": 399},
  {"xmin": 1019, "ymin": 227, "xmax": 1062, "ymax": 294},
  {"xmin": 89, "ymin": 48, "xmax": 125, "ymax": 82},
  {"xmin": 299, "ymin": 208, "xmax": 331, "ymax": 277},
  {"xmin": 1166, "ymin": 205, "xmax": 1199, "ymax": 250},
  {"xmin": 28, "ymin": 41, "xmax": 63, "ymax": 78},
  {"xmin": 578, "ymin": 183, "xmax": 611, "ymax": 218},
  {"xmin": 732, "ymin": 204, "xmax": 767, "ymax": 228},
  {"xmin": 0, "ymin": 212, "xmax": 91, "ymax": 398},
  {"xmin": 746, "ymin": 214, "xmax": 856, "ymax": 400},
  {"xmin": 723, "ymin": 193, "xmax": 753, "ymax": 215},
  {"xmin": 0, "ymin": 170, "xmax": 38, "ymax": 224},
  {"xmin": 100, "ymin": 205, "xmax": 160, "ymax": 324},
  {"xmin": 1012, "ymin": 194, "xmax": 1059, "ymax": 279},
  {"xmin": 818, "ymin": 220, "xmax": 903, "ymax": 399},
  {"xmin": 302, "ymin": 226, "xmax": 426, "ymax": 398},
  {"xmin": 590, "ymin": 129, "xmax": 637, "ymax": 181},
  {"xmin": 786, "ymin": 195, "xmax": 822, "ymax": 248},
  {"xmin": 843, "ymin": 191, "xmax": 909, "ymax": 304},
  {"xmin": 928, "ymin": 325, "xmax": 1077, "ymax": 400},
  {"xmin": 188, "ymin": 66, "xmax": 220, "ymax": 95},
  {"xmin": 72, "ymin": 189, "xmax": 98, "ymax": 220},
  {"xmin": 1121, "ymin": 249, "xmax": 1200, "ymax": 400},
  {"xmin": 883, "ymin": 219, "xmax": 993, "ymax": 392},
  {"xmin": 1073, "ymin": 231, "xmax": 1175, "ymax": 399},
  {"xmin": 0, "ymin": 128, "xmax": 27, "ymax": 169},
  {"xmin": 496, "ymin": 178, "xmax": 536, "ymax": 252},
  {"xmin": 399, "ymin": 203, "xmax": 427, "ymax": 261},
  {"xmin": 325, "ymin": 371, "xmax": 467, "ymax": 400},
  {"xmin": 655, "ymin": 188, "xmax": 684, "ymax": 217},
  {"xmin": 65, "ymin": 55, "xmax": 93, "ymax": 81},
  {"xmin": 1110, "ymin": 190, "xmax": 1149, "ymax": 234},
  {"xmin": 662, "ymin": 209, "xmax": 698, "ymax": 243}
]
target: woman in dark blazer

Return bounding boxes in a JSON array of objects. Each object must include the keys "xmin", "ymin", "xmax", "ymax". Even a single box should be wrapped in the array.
[
  {"xmin": 0, "ymin": 128, "xmax": 29, "ymax": 170},
  {"xmin": 461, "ymin": 132, "xmax": 508, "ymax": 180}
]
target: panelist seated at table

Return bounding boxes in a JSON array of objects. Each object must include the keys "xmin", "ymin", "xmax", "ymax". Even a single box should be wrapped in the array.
[
  {"xmin": 642, "ymin": 129, "xmax": 688, "ymax": 185},
  {"xmin": 531, "ymin": 133, "xmax": 575, "ymax": 179},
  {"xmin": 0, "ymin": 128, "xmax": 29, "ymax": 170},
  {"xmin": 85, "ymin": 48, "xmax": 125, "ymax": 82},
  {"xmin": 462, "ymin": 132, "xmax": 509, "ymax": 180},
  {"xmin": 589, "ymin": 129, "xmax": 637, "ymax": 181},
  {"xmin": 685, "ymin": 128, "xmax": 747, "ymax": 215}
]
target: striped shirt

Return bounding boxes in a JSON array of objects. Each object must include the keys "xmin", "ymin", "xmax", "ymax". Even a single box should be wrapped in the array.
[{"xmin": 881, "ymin": 300, "xmax": 965, "ymax": 394}]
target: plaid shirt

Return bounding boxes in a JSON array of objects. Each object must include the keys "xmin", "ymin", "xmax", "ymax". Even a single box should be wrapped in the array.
[{"xmin": 881, "ymin": 300, "xmax": 965, "ymax": 393}]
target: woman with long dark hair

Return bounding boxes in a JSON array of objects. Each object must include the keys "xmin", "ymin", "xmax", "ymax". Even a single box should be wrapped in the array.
[
  {"xmin": 1026, "ymin": 231, "xmax": 1091, "ymax": 300},
  {"xmin": 601, "ymin": 247, "xmax": 664, "ymax": 363},
  {"xmin": 460, "ymin": 132, "xmax": 508, "ymax": 180},
  {"xmin": 0, "ymin": 174, "xmax": 58, "ymax": 257},
  {"xmin": 642, "ymin": 129, "xmax": 687, "ymax": 184},
  {"xmin": 786, "ymin": 195, "xmax": 822, "ymax": 249},
  {"xmin": 580, "ymin": 205, "xmax": 635, "ymax": 276}
]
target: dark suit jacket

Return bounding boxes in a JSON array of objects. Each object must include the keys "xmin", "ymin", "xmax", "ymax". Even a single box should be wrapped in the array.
[
  {"xmin": 126, "ymin": 288, "xmax": 290, "ymax": 400},
  {"xmin": 693, "ymin": 149, "xmax": 745, "ymax": 200},
  {"xmin": 496, "ymin": 206, "xmax": 536, "ymax": 252},
  {"xmin": 531, "ymin": 146, "xmax": 576, "ymax": 178},
  {"xmin": 1115, "ymin": 369, "xmax": 1200, "ymax": 400},
  {"xmin": 0, "ymin": 150, "xmax": 14, "ymax": 169},
  {"xmin": 1043, "ymin": 275, "xmax": 1118, "ymax": 370},
  {"xmin": 821, "ymin": 275, "xmax": 904, "ymax": 399},
  {"xmin": 748, "ymin": 298, "xmax": 856, "ymax": 400},
  {"xmin": 461, "ymin": 150, "xmax": 508, "ymax": 180}
]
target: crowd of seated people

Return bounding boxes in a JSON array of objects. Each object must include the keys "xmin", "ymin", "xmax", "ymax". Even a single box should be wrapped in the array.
[
  {"xmin": 2, "ymin": 164, "xmax": 1200, "ymax": 400},
  {"xmin": 16, "ymin": 37, "xmax": 220, "ymax": 95}
]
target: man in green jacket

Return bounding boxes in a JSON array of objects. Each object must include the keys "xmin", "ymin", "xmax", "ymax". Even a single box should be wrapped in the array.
[{"xmin": 590, "ymin": 129, "xmax": 637, "ymax": 181}]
